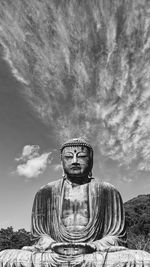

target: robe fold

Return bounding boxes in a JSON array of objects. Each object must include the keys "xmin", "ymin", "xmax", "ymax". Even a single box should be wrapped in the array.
[
  {"xmin": 0, "ymin": 178, "xmax": 150, "ymax": 267},
  {"xmin": 31, "ymin": 179, "xmax": 127, "ymax": 248}
]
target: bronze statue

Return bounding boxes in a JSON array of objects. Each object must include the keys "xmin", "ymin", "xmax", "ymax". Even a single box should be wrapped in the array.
[{"xmin": 0, "ymin": 138, "xmax": 150, "ymax": 266}]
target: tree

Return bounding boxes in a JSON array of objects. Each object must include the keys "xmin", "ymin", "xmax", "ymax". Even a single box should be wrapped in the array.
[
  {"xmin": 127, "ymin": 231, "xmax": 150, "ymax": 252},
  {"xmin": 0, "ymin": 227, "xmax": 34, "ymax": 251}
]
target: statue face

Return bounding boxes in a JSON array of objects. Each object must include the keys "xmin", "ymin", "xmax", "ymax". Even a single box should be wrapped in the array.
[{"xmin": 61, "ymin": 146, "xmax": 90, "ymax": 179}]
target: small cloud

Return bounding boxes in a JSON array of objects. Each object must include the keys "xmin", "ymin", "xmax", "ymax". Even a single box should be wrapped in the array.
[
  {"xmin": 15, "ymin": 145, "xmax": 52, "ymax": 179},
  {"xmin": 53, "ymin": 164, "xmax": 62, "ymax": 172},
  {"xmin": 16, "ymin": 145, "xmax": 40, "ymax": 161},
  {"xmin": 121, "ymin": 176, "xmax": 132, "ymax": 183}
]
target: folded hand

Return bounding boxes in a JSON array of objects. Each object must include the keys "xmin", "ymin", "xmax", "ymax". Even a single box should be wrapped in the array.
[{"xmin": 50, "ymin": 242, "xmax": 96, "ymax": 255}]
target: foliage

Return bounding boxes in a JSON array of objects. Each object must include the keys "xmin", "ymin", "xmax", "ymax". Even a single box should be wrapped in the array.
[
  {"xmin": 127, "ymin": 231, "xmax": 150, "ymax": 252},
  {"xmin": 0, "ymin": 227, "xmax": 34, "ymax": 251},
  {"xmin": 124, "ymin": 194, "xmax": 150, "ymax": 253}
]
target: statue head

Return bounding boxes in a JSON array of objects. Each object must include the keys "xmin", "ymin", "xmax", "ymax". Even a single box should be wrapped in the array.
[{"xmin": 60, "ymin": 138, "xmax": 93, "ymax": 183}]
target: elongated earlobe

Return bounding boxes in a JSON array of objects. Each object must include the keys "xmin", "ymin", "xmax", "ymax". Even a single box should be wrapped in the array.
[
  {"xmin": 88, "ymin": 171, "xmax": 92, "ymax": 179},
  {"xmin": 62, "ymin": 168, "xmax": 67, "ymax": 179}
]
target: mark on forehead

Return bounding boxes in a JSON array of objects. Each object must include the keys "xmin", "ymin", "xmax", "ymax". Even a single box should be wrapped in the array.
[{"xmin": 70, "ymin": 146, "xmax": 86, "ymax": 151}]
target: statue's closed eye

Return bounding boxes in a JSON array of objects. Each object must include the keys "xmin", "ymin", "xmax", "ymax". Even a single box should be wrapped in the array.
[{"xmin": 64, "ymin": 155, "xmax": 73, "ymax": 159}]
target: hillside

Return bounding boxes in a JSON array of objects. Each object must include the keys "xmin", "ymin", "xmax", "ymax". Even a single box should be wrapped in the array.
[{"xmin": 124, "ymin": 194, "xmax": 150, "ymax": 251}]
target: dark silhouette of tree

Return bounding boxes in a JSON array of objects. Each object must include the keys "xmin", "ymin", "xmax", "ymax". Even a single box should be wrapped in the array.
[{"xmin": 0, "ymin": 227, "xmax": 34, "ymax": 251}]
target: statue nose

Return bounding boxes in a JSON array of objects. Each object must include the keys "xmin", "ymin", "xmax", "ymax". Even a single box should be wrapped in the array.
[{"xmin": 73, "ymin": 155, "xmax": 78, "ymax": 163}]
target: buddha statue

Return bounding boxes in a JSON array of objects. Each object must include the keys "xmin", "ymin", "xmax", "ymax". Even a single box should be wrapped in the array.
[{"xmin": 0, "ymin": 138, "xmax": 150, "ymax": 266}]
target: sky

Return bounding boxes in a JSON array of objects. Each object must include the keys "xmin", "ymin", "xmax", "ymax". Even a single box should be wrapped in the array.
[{"xmin": 0, "ymin": 0, "xmax": 150, "ymax": 231}]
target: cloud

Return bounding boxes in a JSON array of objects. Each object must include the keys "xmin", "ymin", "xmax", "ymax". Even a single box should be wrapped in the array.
[
  {"xmin": 16, "ymin": 153, "xmax": 50, "ymax": 178},
  {"xmin": 16, "ymin": 145, "xmax": 52, "ymax": 179},
  {"xmin": 121, "ymin": 176, "xmax": 133, "ymax": 184},
  {"xmin": 16, "ymin": 145, "xmax": 40, "ymax": 161},
  {"xmin": 0, "ymin": 41, "xmax": 29, "ymax": 85},
  {"xmin": 53, "ymin": 164, "xmax": 62, "ymax": 172},
  {"xmin": 1, "ymin": 1, "xmax": 150, "ymax": 171}
]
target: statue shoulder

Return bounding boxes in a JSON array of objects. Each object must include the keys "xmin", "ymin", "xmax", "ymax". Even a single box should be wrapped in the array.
[
  {"xmin": 34, "ymin": 179, "xmax": 62, "ymax": 196},
  {"xmin": 91, "ymin": 179, "xmax": 123, "ymax": 205},
  {"xmin": 92, "ymin": 178, "xmax": 120, "ymax": 194}
]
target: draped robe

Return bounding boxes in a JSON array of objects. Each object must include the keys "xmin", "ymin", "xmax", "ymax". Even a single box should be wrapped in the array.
[
  {"xmin": 31, "ymin": 178, "xmax": 126, "ymax": 247},
  {"xmin": 0, "ymin": 178, "xmax": 150, "ymax": 267}
]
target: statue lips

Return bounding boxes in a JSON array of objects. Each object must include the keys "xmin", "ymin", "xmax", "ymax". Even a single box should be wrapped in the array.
[
  {"xmin": 71, "ymin": 166, "xmax": 81, "ymax": 170},
  {"xmin": 70, "ymin": 165, "xmax": 81, "ymax": 170}
]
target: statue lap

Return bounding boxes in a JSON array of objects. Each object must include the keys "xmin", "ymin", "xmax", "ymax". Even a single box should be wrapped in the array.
[{"xmin": 0, "ymin": 248, "xmax": 150, "ymax": 267}]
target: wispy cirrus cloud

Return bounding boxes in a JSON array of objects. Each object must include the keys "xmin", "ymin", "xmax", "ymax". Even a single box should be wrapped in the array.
[
  {"xmin": 1, "ymin": 1, "xmax": 150, "ymax": 172},
  {"xmin": 15, "ymin": 145, "xmax": 52, "ymax": 179}
]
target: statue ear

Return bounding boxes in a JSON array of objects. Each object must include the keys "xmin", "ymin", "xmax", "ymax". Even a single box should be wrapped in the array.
[
  {"xmin": 62, "ymin": 169, "xmax": 67, "ymax": 179},
  {"xmin": 61, "ymin": 161, "xmax": 67, "ymax": 179},
  {"xmin": 88, "ymin": 171, "xmax": 92, "ymax": 179},
  {"xmin": 89, "ymin": 149, "xmax": 93, "ymax": 170}
]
